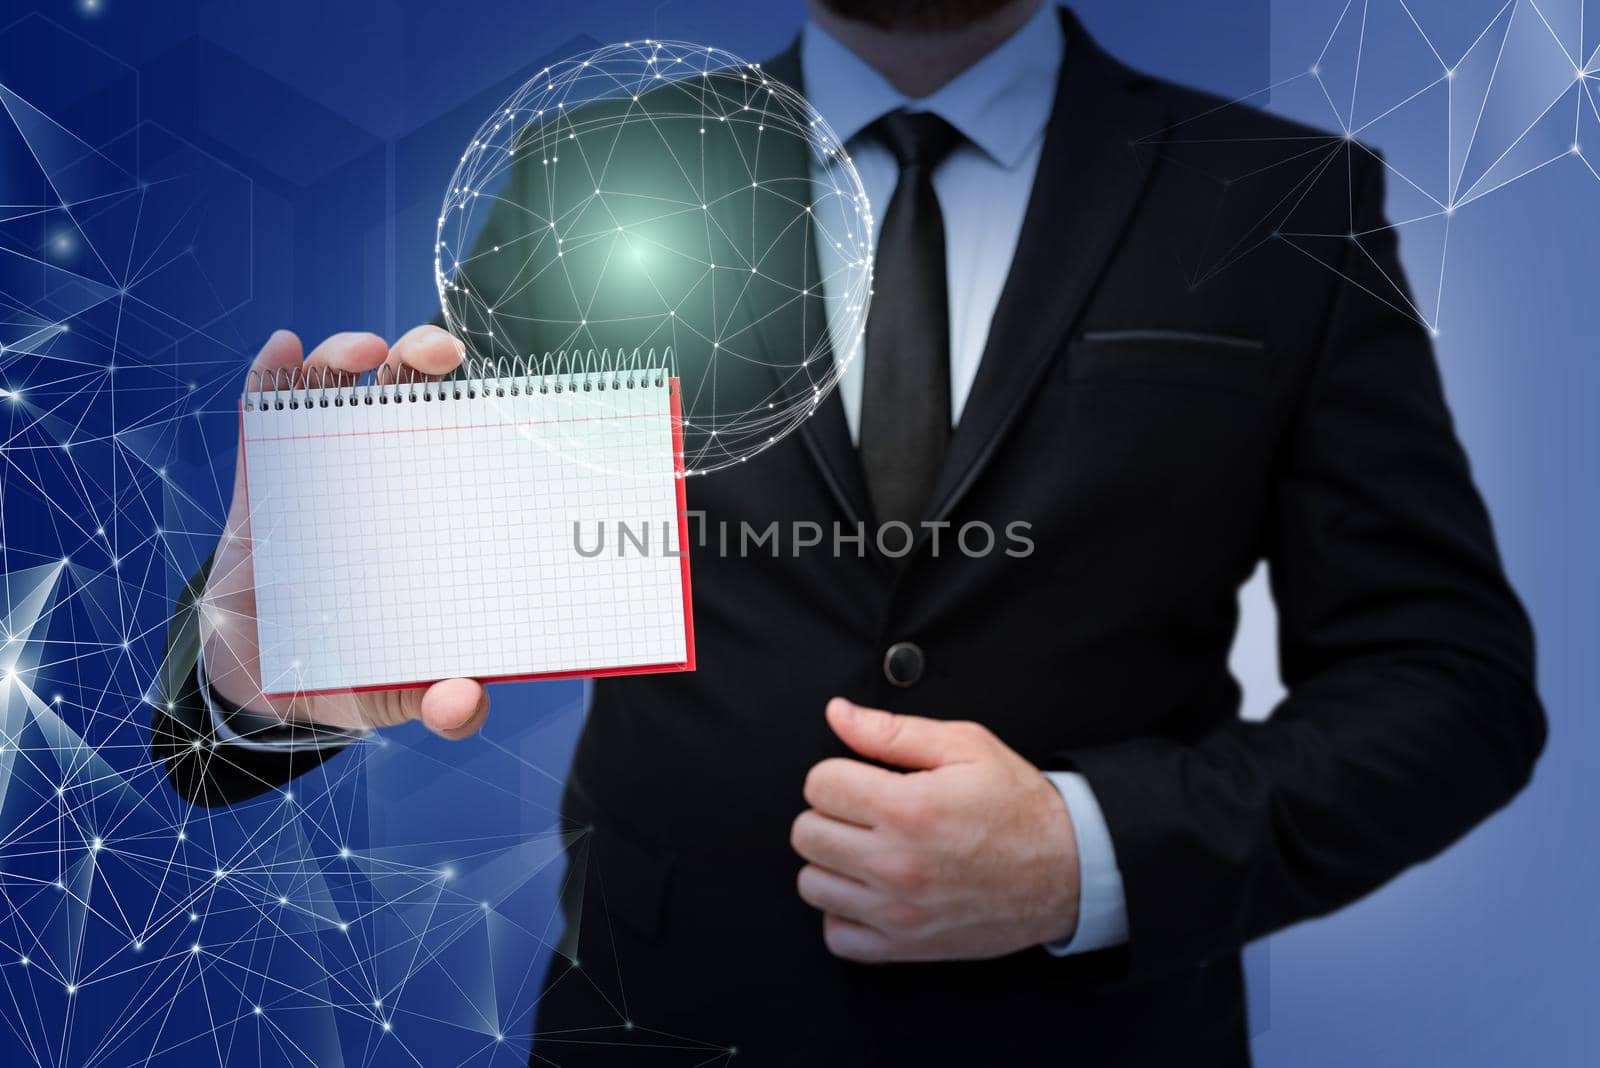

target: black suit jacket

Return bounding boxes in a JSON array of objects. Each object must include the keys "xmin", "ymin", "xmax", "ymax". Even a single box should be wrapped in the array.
[{"xmin": 156, "ymin": 11, "xmax": 1545, "ymax": 1066}]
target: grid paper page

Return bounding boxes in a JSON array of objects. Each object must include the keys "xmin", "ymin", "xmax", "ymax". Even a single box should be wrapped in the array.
[{"xmin": 242, "ymin": 371, "xmax": 691, "ymax": 697}]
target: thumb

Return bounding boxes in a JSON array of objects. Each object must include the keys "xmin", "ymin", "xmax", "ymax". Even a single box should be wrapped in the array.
[
  {"xmin": 825, "ymin": 697, "xmax": 984, "ymax": 770},
  {"xmin": 418, "ymin": 678, "xmax": 489, "ymax": 740}
]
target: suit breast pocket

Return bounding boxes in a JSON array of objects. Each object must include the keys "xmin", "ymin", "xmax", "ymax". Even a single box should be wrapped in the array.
[
  {"xmin": 1065, "ymin": 329, "xmax": 1271, "ymax": 398},
  {"xmin": 1025, "ymin": 328, "xmax": 1280, "ymax": 549}
]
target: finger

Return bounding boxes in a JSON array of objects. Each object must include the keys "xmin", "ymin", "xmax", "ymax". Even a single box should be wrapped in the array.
[
  {"xmin": 303, "ymin": 331, "xmax": 390, "ymax": 376},
  {"xmin": 790, "ymin": 809, "xmax": 880, "ymax": 882},
  {"xmin": 387, "ymin": 324, "xmax": 466, "ymax": 377},
  {"xmin": 825, "ymin": 697, "xmax": 986, "ymax": 771},
  {"xmin": 803, "ymin": 757, "xmax": 903, "ymax": 827},
  {"xmin": 227, "ymin": 330, "xmax": 306, "ymax": 527},
  {"xmin": 822, "ymin": 912, "xmax": 897, "ymax": 963},
  {"xmin": 294, "ymin": 690, "xmax": 389, "ymax": 733},
  {"xmin": 248, "ymin": 329, "xmax": 304, "ymax": 378},
  {"xmin": 238, "ymin": 331, "xmax": 303, "ymax": 462},
  {"xmin": 418, "ymin": 678, "xmax": 489, "ymax": 740},
  {"xmin": 796, "ymin": 864, "xmax": 885, "ymax": 926}
]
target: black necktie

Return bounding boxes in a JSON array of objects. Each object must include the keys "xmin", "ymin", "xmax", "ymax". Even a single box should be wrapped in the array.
[{"xmin": 859, "ymin": 110, "xmax": 962, "ymax": 529}]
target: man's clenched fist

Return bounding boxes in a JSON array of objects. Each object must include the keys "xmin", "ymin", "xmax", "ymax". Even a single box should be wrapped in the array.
[{"xmin": 791, "ymin": 698, "xmax": 1080, "ymax": 962}]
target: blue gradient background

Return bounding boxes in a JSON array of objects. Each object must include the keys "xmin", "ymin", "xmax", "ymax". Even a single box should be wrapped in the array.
[{"xmin": 0, "ymin": 1, "xmax": 1591, "ymax": 1064}]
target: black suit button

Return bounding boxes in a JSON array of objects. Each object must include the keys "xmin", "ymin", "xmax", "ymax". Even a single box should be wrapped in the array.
[{"xmin": 883, "ymin": 642, "xmax": 925, "ymax": 688}]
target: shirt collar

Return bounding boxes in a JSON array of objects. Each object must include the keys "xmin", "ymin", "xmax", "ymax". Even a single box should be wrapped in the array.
[{"xmin": 800, "ymin": 1, "xmax": 1064, "ymax": 170}]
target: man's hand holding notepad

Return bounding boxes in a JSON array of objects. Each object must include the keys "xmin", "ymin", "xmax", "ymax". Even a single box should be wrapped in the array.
[{"xmin": 196, "ymin": 325, "xmax": 694, "ymax": 739}]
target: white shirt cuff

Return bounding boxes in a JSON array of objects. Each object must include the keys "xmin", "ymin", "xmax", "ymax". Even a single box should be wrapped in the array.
[{"xmin": 1042, "ymin": 769, "xmax": 1130, "ymax": 956}]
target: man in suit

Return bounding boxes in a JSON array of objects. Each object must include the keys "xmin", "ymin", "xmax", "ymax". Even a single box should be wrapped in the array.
[{"xmin": 156, "ymin": 1, "xmax": 1546, "ymax": 1064}]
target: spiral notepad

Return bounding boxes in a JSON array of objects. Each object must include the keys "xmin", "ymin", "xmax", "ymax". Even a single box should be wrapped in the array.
[{"xmin": 240, "ymin": 351, "xmax": 695, "ymax": 699}]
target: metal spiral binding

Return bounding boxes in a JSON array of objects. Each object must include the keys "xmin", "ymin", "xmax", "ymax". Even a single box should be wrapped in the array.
[{"xmin": 243, "ymin": 347, "xmax": 673, "ymax": 411}]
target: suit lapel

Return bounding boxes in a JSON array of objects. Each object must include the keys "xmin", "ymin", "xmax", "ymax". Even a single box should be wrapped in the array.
[
  {"xmin": 733, "ymin": 41, "xmax": 876, "ymax": 530},
  {"xmin": 918, "ymin": 12, "xmax": 1167, "ymax": 536},
  {"xmin": 747, "ymin": 14, "xmax": 1169, "ymax": 540}
]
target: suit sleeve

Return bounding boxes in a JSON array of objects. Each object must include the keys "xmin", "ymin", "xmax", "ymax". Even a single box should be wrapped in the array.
[
  {"xmin": 1060, "ymin": 156, "xmax": 1546, "ymax": 977},
  {"xmin": 153, "ymin": 556, "xmax": 356, "ymax": 808}
]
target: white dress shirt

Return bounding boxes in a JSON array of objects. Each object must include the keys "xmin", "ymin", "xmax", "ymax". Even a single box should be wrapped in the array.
[
  {"xmin": 803, "ymin": 2, "xmax": 1129, "ymax": 956},
  {"xmin": 206, "ymin": 0, "xmax": 1127, "ymax": 959}
]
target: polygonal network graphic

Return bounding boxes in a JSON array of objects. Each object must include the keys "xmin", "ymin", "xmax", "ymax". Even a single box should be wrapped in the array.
[
  {"xmin": 436, "ymin": 39, "xmax": 873, "ymax": 475},
  {"xmin": 0, "ymin": 13, "xmax": 597, "ymax": 1068},
  {"xmin": 0, "ymin": 3, "xmax": 1596, "ymax": 1066},
  {"xmin": 1138, "ymin": 0, "xmax": 1600, "ymax": 333}
]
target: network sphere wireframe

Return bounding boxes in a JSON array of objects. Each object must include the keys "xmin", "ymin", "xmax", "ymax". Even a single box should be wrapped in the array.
[{"xmin": 434, "ymin": 39, "xmax": 873, "ymax": 476}]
